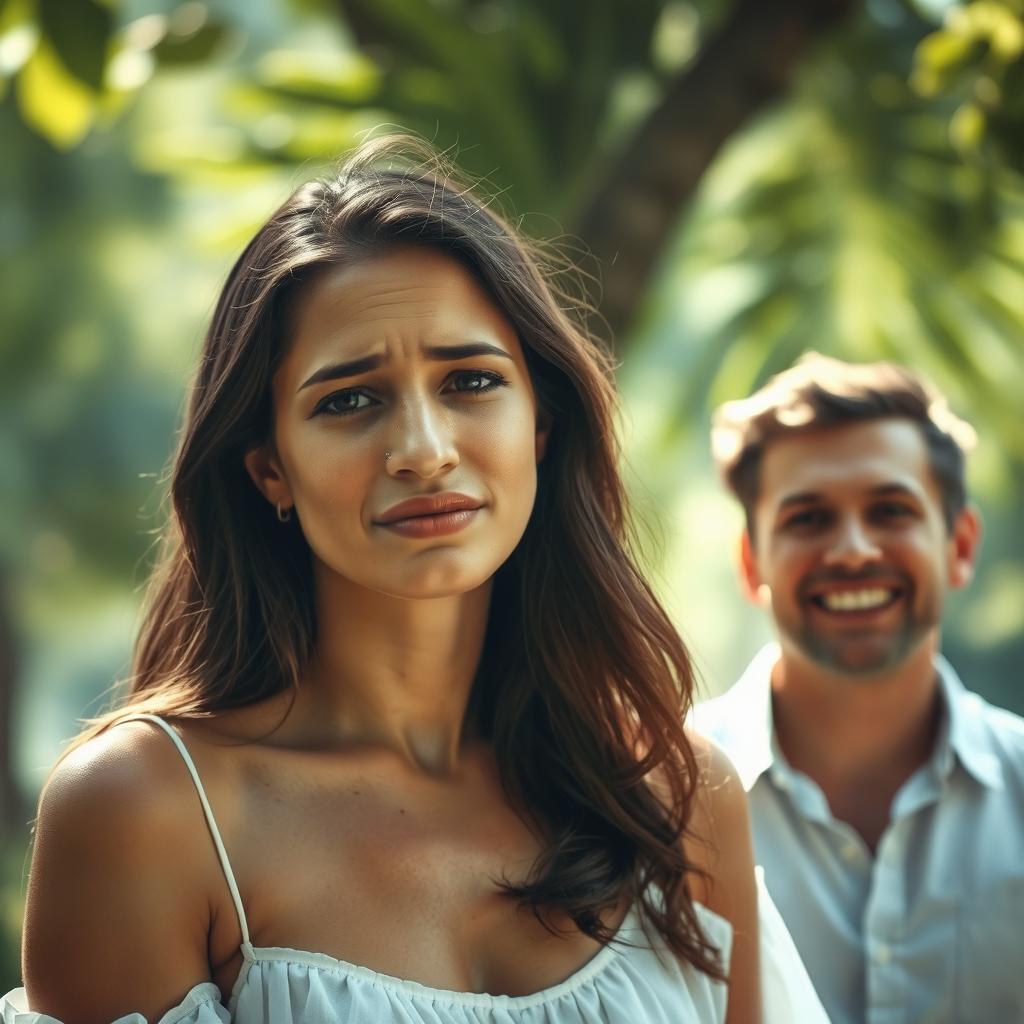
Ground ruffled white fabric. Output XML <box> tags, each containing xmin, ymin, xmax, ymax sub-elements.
<box><xmin>230</xmin><ymin>902</ymin><xmax>729</xmax><ymax>1024</ymax></box>
<box><xmin>0</xmin><ymin>905</ymin><xmax>729</xmax><ymax>1024</ymax></box>
<box><xmin>2</xmin><ymin>874</ymin><xmax>827</xmax><ymax>1023</ymax></box>
<box><xmin>0</xmin><ymin>981</ymin><xmax>228</xmax><ymax>1024</ymax></box>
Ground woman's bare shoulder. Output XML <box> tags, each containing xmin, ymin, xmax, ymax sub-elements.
<box><xmin>687</xmin><ymin>729</ymin><xmax>746</xmax><ymax>814</ymax></box>
<box><xmin>39</xmin><ymin>719</ymin><xmax>200</xmax><ymax>827</ymax></box>
<box><xmin>684</xmin><ymin>729</ymin><xmax>762</xmax><ymax>1024</ymax></box>
<box><xmin>684</xmin><ymin>729</ymin><xmax>757</xmax><ymax>905</ymax></box>
<box><xmin>23</xmin><ymin>720</ymin><xmax>220</xmax><ymax>1022</ymax></box>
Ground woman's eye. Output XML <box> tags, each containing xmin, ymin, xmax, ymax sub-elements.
<box><xmin>316</xmin><ymin>390</ymin><xmax>375</xmax><ymax>417</ymax></box>
<box><xmin>447</xmin><ymin>370</ymin><xmax>509</xmax><ymax>394</ymax></box>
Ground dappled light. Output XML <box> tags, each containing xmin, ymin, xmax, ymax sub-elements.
<box><xmin>3</xmin><ymin>0</ymin><xmax>1023</xmax><ymax>994</ymax></box>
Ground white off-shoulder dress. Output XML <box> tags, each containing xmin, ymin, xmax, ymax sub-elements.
<box><xmin>2</xmin><ymin>715</ymin><xmax>829</xmax><ymax>1024</ymax></box>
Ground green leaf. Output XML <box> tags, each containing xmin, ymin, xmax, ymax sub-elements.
<box><xmin>256</xmin><ymin>49</ymin><xmax>380</xmax><ymax>103</ymax></box>
<box><xmin>36</xmin><ymin>0</ymin><xmax>112</xmax><ymax>90</ymax></box>
<box><xmin>951</xmin><ymin>100</ymin><xmax>987</xmax><ymax>152</ymax></box>
<box><xmin>153</xmin><ymin>22</ymin><xmax>228</xmax><ymax>66</ymax></box>
<box><xmin>15</xmin><ymin>35</ymin><xmax>96</xmax><ymax>147</ymax></box>
<box><xmin>914</xmin><ymin>30</ymin><xmax>984</xmax><ymax>91</ymax></box>
<box><xmin>952</xmin><ymin>2</ymin><xmax>1024</xmax><ymax>61</ymax></box>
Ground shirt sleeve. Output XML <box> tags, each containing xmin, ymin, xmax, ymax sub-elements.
<box><xmin>1</xmin><ymin>983</ymin><xmax>230</xmax><ymax>1024</ymax></box>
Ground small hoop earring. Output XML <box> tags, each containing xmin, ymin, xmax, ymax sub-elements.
<box><xmin>276</xmin><ymin>502</ymin><xmax>292</xmax><ymax>523</ymax></box>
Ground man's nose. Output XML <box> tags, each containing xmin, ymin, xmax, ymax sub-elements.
<box><xmin>385</xmin><ymin>394</ymin><xmax>459</xmax><ymax>479</ymax></box>
<box><xmin>822</xmin><ymin>515</ymin><xmax>882</xmax><ymax>571</ymax></box>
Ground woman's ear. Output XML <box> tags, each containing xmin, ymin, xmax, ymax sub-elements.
<box><xmin>243</xmin><ymin>443</ymin><xmax>293</xmax><ymax>512</ymax></box>
<box><xmin>535</xmin><ymin>409</ymin><xmax>553</xmax><ymax>463</ymax></box>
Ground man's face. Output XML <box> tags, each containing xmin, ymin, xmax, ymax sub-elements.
<box><xmin>743</xmin><ymin>419</ymin><xmax>979</xmax><ymax>676</ymax></box>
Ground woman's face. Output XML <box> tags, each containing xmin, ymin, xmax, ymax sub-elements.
<box><xmin>245</xmin><ymin>246</ymin><xmax>549</xmax><ymax>600</ymax></box>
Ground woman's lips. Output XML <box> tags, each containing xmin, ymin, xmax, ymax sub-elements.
<box><xmin>374</xmin><ymin>492</ymin><xmax>484</xmax><ymax>538</ymax></box>
<box><xmin>376</xmin><ymin>492</ymin><xmax>482</xmax><ymax>523</ymax></box>
<box><xmin>377</xmin><ymin>508</ymin><xmax>481</xmax><ymax>538</ymax></box>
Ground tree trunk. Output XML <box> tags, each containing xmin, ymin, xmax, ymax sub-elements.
<box><xmin>573</xmin><ymin>0</ymin><xmax>860</xmax><ymax>348</ymax></box>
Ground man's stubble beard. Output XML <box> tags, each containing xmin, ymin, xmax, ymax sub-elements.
<box><xmin>779</xmin><ymin>586</ymin><xmax>942</xmax><ymax>678</ymax></box>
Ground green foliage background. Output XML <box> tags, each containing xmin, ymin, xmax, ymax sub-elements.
<box><xmin>2</xmin><ymin>0</ymin><xmax>1023</xmax><ymax>992</ymax></box>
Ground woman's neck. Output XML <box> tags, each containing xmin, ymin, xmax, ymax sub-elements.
<box><xmin>288</xmin><ymin>567</ymin><xmax>493</xmax><ymax>774</ymax></box>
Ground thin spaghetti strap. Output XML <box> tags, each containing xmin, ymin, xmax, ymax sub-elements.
<box><xmin>119</xmin><ymin>713</ymin><xmax>252</xmax><ymax>947</ymax></box>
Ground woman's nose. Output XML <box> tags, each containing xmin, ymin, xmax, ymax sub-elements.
<box><xmin>384</xmin><ymin>394</ymin><xmax>459</xmax><ymax>479</ymax></box>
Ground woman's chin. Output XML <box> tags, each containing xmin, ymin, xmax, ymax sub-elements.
<box><xmin>352</xmin><ymin>561</ymin><xmax>498</xmax><ymax>602</ymax></box>
<box><xmin>394</xmin><ymin>570</ymin><xmax>495</xmax><ymax>601</ymax></box>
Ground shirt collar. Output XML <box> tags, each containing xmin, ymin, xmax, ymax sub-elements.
<box><xmin>716</xmin><ymin>643</ymin><xmax>778</xmax><ymax>791</ymax></box>
<box><xmin>934</xmin><ymin>654</ymin><xmax>1004</xmax><ymax>789</ymax></box>
<box><xmin>719</xmin><ymin>645</ymin><xmax>1004</xmax><ymax>792</ymax></box>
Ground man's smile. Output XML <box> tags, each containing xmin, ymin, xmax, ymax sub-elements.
<box><xmin>808</xmin><ymin>586</ymin><xmax>904</xmax><ymax>615</ymax></box>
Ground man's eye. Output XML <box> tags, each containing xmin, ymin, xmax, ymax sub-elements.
<box><xmin>784</xmin><ymin>510</ymin><xmax>828</xmax><ymax>530</ymax></box>
<box><xmin>315</xmin><ymin>390</ymin><xmax>375</xmax><ymax>417</ymax></box>
<box><xmin>447</xmin><ymin>370</ymin><xmax>509</xmax><ymax>394</ymax></box>
<box><xmin>874</xmin><ymin>502</ymin><xmax>914</xmax><ymax>519</ymax></box>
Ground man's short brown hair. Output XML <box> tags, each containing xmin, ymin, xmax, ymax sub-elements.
<box><xmin>711</xmin><ymin>352</ymin><xmax>976</xmax><ymax>535</ymax></box>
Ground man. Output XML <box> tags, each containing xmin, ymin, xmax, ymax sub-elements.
<box><xmin>694</xmin><ymin>353</ymin><xmax>1024</xmax><ymax>1024</ymax></box>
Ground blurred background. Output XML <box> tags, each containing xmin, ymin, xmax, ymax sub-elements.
<box><xmin>2</xmin><ymin>0</ymin><xmax>1023</xmax><ymax>986</ymax></box>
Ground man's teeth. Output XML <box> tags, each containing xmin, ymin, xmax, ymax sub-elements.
<box><xmin>821</xmin><ymin>588</ymin><xmax>894</xmax><ymax>612</ymax></box>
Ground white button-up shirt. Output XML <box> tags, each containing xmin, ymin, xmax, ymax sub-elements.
<box><xmin>694</xmin><ymin>645</ymin><xmax>1024</xmax><ymax>1024</ymax></box>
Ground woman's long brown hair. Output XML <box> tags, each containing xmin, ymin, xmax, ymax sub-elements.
<box><xmin>63</xmin><ymin>136</ymin><xmax>724</xmax><ymax>979</ymax></box>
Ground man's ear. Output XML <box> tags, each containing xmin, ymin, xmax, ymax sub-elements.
<box><xmin>948</xmin><ymin>504</ymin><xmax>982</xmax><ymax>590</ymax></box>
<box><xmin>738</xmin><ymin>530</ymin><xmax>769</xmax><ymax>607</ymax></box>
<box><xmin>243</xmin><ymin>442</ymin><xmax>293</xmax><ymax>512</ymax></box>
<box><xmin>535</xmin><ymin>408</ymin><xmax>553</xmax><ymax>463</ymax></box>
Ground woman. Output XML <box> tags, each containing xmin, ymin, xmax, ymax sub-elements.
<box><xmin>3</xmin><ymin>137</ymin><xmax>824</xmax><ymax>1024</ymax></box>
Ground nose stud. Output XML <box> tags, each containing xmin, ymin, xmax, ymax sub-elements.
<box><xmin>384</xmin><ymin>451</ymin><xmax>393</xmax><ymax>464</ymax></box>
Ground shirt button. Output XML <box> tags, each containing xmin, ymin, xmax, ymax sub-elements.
<box><xmin>842</xmin><ymin>841</ymin><xmax>860</xmax><ymax>861</ymax></box>
<box><xmin>874</xmin><ymin>943</ymin><xmax>892</xmax><ymax>965</ymax></box>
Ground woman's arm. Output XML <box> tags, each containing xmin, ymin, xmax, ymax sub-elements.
<box><xmin>684</xmin><ymin>732</ymin><xmax>762</xmax><ymax>1024</ymax></box>
<box><xmin>22</xmin><ymin>722</ymin><xmax>217</xmax><ymax>1024</ymax></box>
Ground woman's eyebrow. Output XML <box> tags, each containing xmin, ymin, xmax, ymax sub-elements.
<box><xmin>298</xmin><ymin>342</ymin><xmax>513</xmax><ymax>392</ymax></box>
<box><xmin>426</xmin><ymin>342</ymin><xmax>513</xmax><ymax>363</ymax></box>
<box><xmin>299</xmin><ymin>354</ymin><xmax>384</xmax><ymax>391</ymax></box>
